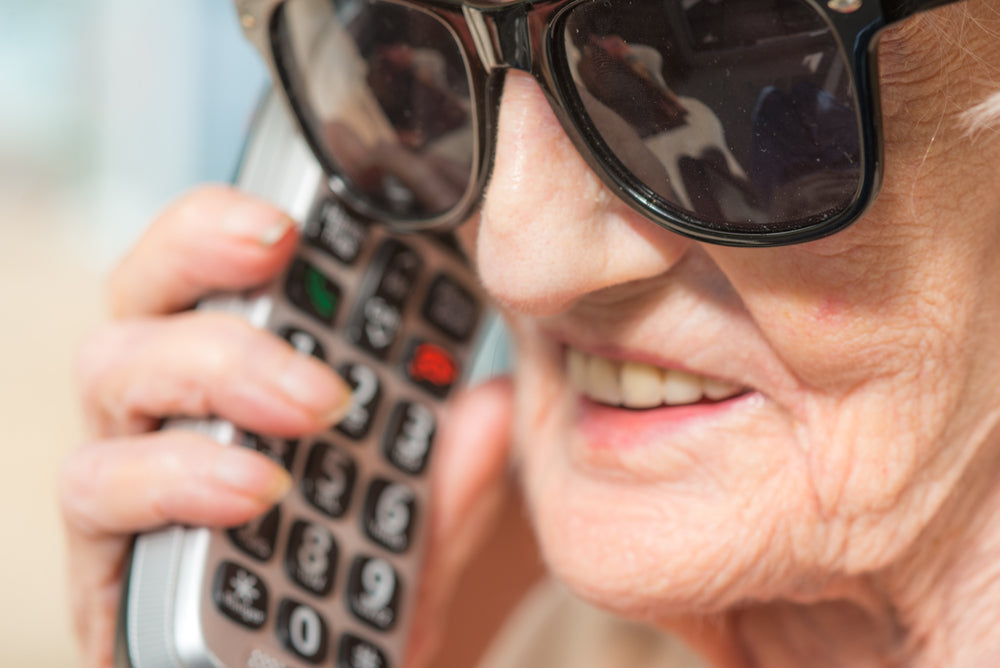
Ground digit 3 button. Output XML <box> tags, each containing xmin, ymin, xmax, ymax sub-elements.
<box><xmin>382</xmin><ymin>401</ymin><xmax>436</xmax><ymax>475</ymax></box>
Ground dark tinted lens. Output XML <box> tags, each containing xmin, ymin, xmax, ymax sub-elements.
<box><xmin>278</xmin><ymin>0</ymin><xmax>474</xmax><ymax>219</ymax></box>
<box><xmin>561</xmin><ymin>0</ymin><xmax>861</xmax><ymax>232</ymax></box>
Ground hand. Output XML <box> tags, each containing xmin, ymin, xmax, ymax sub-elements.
<box><xmin>59</xmin><ymin>185</ymin><xmax>517</xmax><ymax>668</ymax></box>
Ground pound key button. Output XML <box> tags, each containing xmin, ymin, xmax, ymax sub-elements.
<box><xmin>213</xmin><ymin>561</ymin><xmax>269</xmax><ymax>630</ymax></box>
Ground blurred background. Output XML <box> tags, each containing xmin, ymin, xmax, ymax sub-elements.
<box><xmin>1</xmin><ymin>1</ymin><xmax>539</xmax><ymax>663</ymax></box>
<box><xmin>1</xmin><ymin>1</ymin><xmax>266</xmax><ymax>662</ymax></box>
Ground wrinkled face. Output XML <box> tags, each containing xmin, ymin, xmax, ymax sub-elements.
<box><xmin>468</xmin><ymin>2</ymin><xmax>1000</xmax><ymax>618</ymax></box>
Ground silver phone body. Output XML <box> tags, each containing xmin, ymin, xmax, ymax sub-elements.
<box><xmin>116</xmin><ymin>90</ymin><xmax>508</xmax><ymax>668</ymax></box>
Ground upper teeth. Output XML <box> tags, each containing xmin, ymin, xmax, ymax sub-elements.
<box><xmin>566</xmin><ymin>348</ymin><xmax>743</xmax><ymax>409</ymax></box>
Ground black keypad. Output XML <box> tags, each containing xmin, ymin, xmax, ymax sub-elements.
<box><xmin>336</xmin><ymin>362</ymin><xmax>382</xmax><ymax>441</ymax></box>
<box><xmin>337</xmin><ymin>634</ymin><xmax>390</xmax><ymax>668</ymax></box>
<box><xmin>276</xmin><ymin>598</ymin><xmax>329</xmax><ymax>664</ymax></box>
<box><xmin>401</xmin><ymin>339</ymin><xmax>459</xmax><ymax>398</ymax></box>
<box><xmin>346</xmin><ymin>556</ymin><xmax>401</xmax><ymax>631</ymax></box>
<box><xmin>280</xmin><ymin>325</ymin><xmax>327</xmax><ymax>362</ymax></box>
<box><xmin>362</xmin><ymin>478</ymin><xmax>417</xmax><ymax>554</ymax></box>
<box><xmin>285</xmin><ymin>519</ymin><xmax>338</xmax><ymax>597</ymax></box>
<box><xmin>227</xmin><ymin>505</ymin><xmax>281</xmax><ymax>562</ymax></box>
<box><xmin>204</xmin><ymin>225</ymin><xmax>481</xmax><ymax>666</ymax></box>
<box><xmin>240</xmin><ymin>432</ymin><xmax>298</xmax><ymax>471</ymax></box>
<box><xmin>421</xmin><ymin>273</ymin><xmax>479</xmax><ymax>342</ymax></box>
<box><xmin>213</xmin><ymin>561</ymin><xmax>268</xmax><ymax>629</ymax></box>
<box><xmin>382</xmin><ymin>402</ymin><xmax>436</xmax><ymax>475</ymax></box>
<box><xmin>301</xmin><ymin>441</ymin><xmax>357</xmax><ymax>519</ymax></box>
<box><xmin>286</xmin><ymin>258</ymin><xmax>342</xmax><ymax>325</ymax></box>
<box><xmin>304</xmin><ymin>198</ymin><xmax>369</xmax><ymax>265</ymax></box>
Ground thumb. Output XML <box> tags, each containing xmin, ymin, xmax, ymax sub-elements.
<box><xmin>406</xmin><ymin>376</ymin><xmax>516</xmax><ymax>668</ymax></box>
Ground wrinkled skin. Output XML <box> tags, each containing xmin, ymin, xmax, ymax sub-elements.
<box><xmin>63</xmin><ymin>2</ymin><xmax>1000</xmax><ymax>667</ymax></box>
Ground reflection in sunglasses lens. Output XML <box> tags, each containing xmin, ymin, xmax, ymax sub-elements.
<box><xmin>280</xmin><ymin>0</ymin><xmax>475</xmax><ymax>219</ymax></box>
<box><xmin>561</xmin><ymin>0</ymin><xmax>863</xmax><ymax>233</ymax></box>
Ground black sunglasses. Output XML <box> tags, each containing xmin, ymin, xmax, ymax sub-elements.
<box><xmin>235</xmin><ymin>0</ymin><xmax>962</xmax><ymax>247</ymax></box>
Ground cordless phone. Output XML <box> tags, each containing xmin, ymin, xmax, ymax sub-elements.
<box><xmin>115</xmin><ymin>90</ymin><xmax>505</xmax><ymax>668</ymax></box>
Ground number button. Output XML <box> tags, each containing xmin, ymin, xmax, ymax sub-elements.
<box><xmin>301</xmin><ymin>441</ymin><xmax>357</xmax><ymax>518</ymax></box>
<box><xmin>421</xmin><ymin>273</ymin><xmax>479</xmax><ymax>342</ymax></box>
<box><xmin>285</xmin><ymin>519</ymin><xmax>338</xmax><ymax>597</ymax></box>
<box><xmin>304</xmin><ymin>198</ymin><xmax>369</xmax><ymax>265</ymax></box>
<box><xmin>280</xmin><ymin>326</ymin><xmax>326</xmax><ymax>362</ymax></box>
<box><xmin>337</xmin><ymin>634</ymin><xmax>390</xmax><ymax>668</ymax></box>
<box><xmin>285</xmin><ymin>258</ymin><xmax>342</xmax><ymax>325</ymax></box>
<box><xmin>336</xmin><ymin>362</ymin><xmax>381</xmax><ymax>440</ymax></box>
<box><xmin>228</xmin><ymin>505</ymin><xmax>280</xmax><ymax>561</ymax></box>
<box><xmin>212</xmin><ymin>561</ymin><xmax>268</xmax><ymax>629</ymax></box>
<box><xmin>241</xmin><ymin>432</ymin><xmax>298</xmax><ymax>471</ymax></box>
<box><xmin>383</xmin><ymin>402</ymin><xmax>436</xmax><ymax>475</ymax></box>
<box><xmin>362</xmin><ymin>479</ymin><xmax>417</xmax><ymax>553</ymax></box>
<box><xmin>276</xmin><ymin>599</ymin><xmax>329</xmax><ymax>664</ymax></box>
<box><xmin>346</xmin><ymin>556</ymin><xmax>401</xmax><ymax>631</ymax></box>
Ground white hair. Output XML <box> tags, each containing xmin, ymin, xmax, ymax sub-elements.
<box><xmin>962</xmin><ymin>91</ymin><xmax>1000</xmax><ymax>135</ymax></box>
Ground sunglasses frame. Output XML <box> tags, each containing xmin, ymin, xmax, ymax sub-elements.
<box><xmin>234</xmin><ymin>0</ymin><xmax>963</xmax><ymax>247</ymax></box>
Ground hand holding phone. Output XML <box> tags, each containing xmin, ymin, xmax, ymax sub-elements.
<box><xmin>62</xmin><ymin>92</ymin><xmax>514</xmax><ymax>668</ymax></box>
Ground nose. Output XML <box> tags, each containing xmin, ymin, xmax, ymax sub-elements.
<box><xmin>475</xmin><ymin>72</ymin><xmax>692</xmax><ymax>317</ymax></box>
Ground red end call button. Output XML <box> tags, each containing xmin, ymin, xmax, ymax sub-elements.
<box><xmin>403</xmin><ymin>340</ymin><xmax>458</xmax><ymax>398</ymax></box>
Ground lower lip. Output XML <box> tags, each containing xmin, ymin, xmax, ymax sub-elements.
<box><xmin>576</xmin><ymin>393</ymin><xmax>755</xmax><ymax>452</ymax></box>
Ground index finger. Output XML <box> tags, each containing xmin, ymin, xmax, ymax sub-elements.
<box><xmin>109</xmin><ymin>184</ymin><xmax>299</xmax><ymax>318</ymax></box>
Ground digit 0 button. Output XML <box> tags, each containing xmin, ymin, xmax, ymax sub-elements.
<box><xmin>276</xmin><ymin>598</ymin><xmax>329</xmax><ymax>664</ymax></box>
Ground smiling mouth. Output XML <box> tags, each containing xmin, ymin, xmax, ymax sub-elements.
<box><xmin>566</xmin><ymin>347</ymin><xmax>746</xmax><ymax>409</ymax></box>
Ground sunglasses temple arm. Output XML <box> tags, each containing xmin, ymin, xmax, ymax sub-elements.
<box><xmin>879</xmin><ymin>0</ymin><xmax>964</xmax><ymax>22</ymax></box>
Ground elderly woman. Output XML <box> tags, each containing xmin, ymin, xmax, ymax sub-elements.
<box><xmin>62</xmin><ymin>0</ymin><xmax>1000</xmax><ymax>665</ymax></box>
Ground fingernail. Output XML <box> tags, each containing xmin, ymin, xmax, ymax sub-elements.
<box><xmin>211</xmin><ymin>448</ymin><xmax>293</xmax><ymax>502</ymax></box>
<box><xmin>222</xmin><ymin>201</ymin><xmax>296</xmax><ymax>247</ymax></box>
<box><xmin>275</xmin><ymin>354</ymin><xmax>354</xmax><ymax>425</ymax></box>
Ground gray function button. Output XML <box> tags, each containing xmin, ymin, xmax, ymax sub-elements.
<box><xmin>346</xmin><ymin>556</ymin><xmax>401</xmax><ymax>632</ymax></box>
<box><xmin>347</xmin><ymin>240</ymin><xmax>422</xmax><ymax>359</ymax></box>
<box><xmin>285</xmin><ymin>519</ymin><xmax>338</xmax><ymax>597</ymax></box>
<box><xmin>421</xmin><ymin>273</ymin><xmax>479</xmax><ymax>342</ymax></box>
<box><xmin>335</xmin><ymin>362</ymin><xmax>382</xmax><ymax>441</ymax></box>
<box><xmin>301</xmin><ymin>441</ymin><xmax>357</xmax><ymax>519</ymax></box>
<box><xmin>362</xmin><ymin>479</ymin><xmax>417</xmax><ymax>553</ymax></box>
<box><xmin>383</xmin><ymin>401</ymin><xmax>436</xmax><ymax>475</ymax></box>
<box><xmin>276</xmin><ymin>598</ymin><xmax>329</xmax><ymax>664</ymax></box>
<box><xmin>228</xmin><ymin>505</ymin><xmax>281</xmax><ymax>562</ymax></box>
<box><xmin>337</xmin><ymin>634</ymin><xmax>390</xmax><ymax>668</ymax></box>
<box><xmin>304</xmin><ymin>198</ymin><xmax>370</xmax><ymax>265</ymax></box>
<box><xmin>213</xmin><ymin>561</ymin><xmax>268</xmax><ymax>629</ymax></box>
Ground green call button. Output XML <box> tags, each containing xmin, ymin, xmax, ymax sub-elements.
<box><xmin>286</xmin><ymin>258</ymin><xmax>341</xmax><ymax>324</ymax></box>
